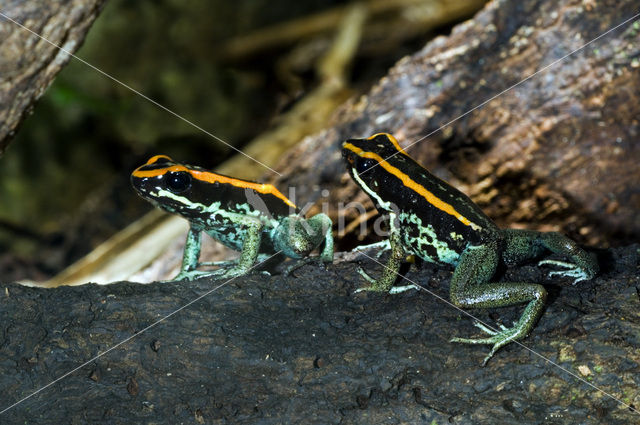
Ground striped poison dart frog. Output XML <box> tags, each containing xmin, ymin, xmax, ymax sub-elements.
<box><xmin>131</xmin><ymin>155</ymin><xmax>333</xmax><ymax>281</ymax></box>
<box><xmin>342</xmin><ymin>133</ymin><xmax>598</xmax><ymax>365</ymax></box>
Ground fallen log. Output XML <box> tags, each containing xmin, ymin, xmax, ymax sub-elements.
<box><xmin>1</xmin><ymin>245</ymin><xmax>638</xmax><ymax>423</ymax></box>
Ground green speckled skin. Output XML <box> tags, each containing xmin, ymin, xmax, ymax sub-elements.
<box><xmin>131</xmin><ymin>156</ymin><xmax>333</xmax><ymax>281</ymax></box>
<box><xmin>343</xmin><ymin>134</ymin><xmax>598</xmax><ymax>365</ymax></box>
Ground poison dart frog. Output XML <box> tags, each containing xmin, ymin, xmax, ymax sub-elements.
<box><xmin>131</xmin><ymin>155</ymin><xmax>333</xmax><ymax>281</ymax></box>
<box><xmin>342</xmin><ymin>133</ymin><xmax>598</xmax><ymax>365</ymax></box>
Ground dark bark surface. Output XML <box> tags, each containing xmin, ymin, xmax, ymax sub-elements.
<box><xmin>1</xmin><ymin>245</ymin><xmax>638</xmax><ymax>424</ymax></box>
<box><xmin>0</xmin><ymin>0</ymin><xmax>107</xmax><ymax>153</ymax></box>
<box><xmin>270</xmin><ymin>0</ymin><xmax>640</xmax><ymax>248</ymax></box>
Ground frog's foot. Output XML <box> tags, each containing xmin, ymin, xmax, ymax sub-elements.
<box><xmin>389</xmin><ymin>284</ymin><xmax>420</xmax><ymax>294</ymax></box>
<box><xmin>353</xmin><ymin>267</ymin><xmax>384</xmax><ymax>293</ymax></box>
<box><xmin>199</xmin><ymin>260</ymin><xmax>237</xmax><ymax>268</ymax></box>
<box><xmin>353</xmin><ymin>240</ymin><xmax>391</xmax><ymax>258</ymax></box>
<box><xmin>538</xmin><ymin>260</ymin><xmax>590</xmax><ymax>284</ymax></box>
<box><xmin>172</xmin><ymin>264</ymin><xmax>254</xmax><ymax>282</ymax></box>
<box><xmin>450</xmin><ymin>321</ymin><xmax>524</xmax><ymax>366</ymax></box>
<box><xmin>353</xmin><ymin>267</ymin><xmax>419</xmax><ymax>294</ymax></box>
<box><xmin>171</xmin><ymin>269</ymin><xmax>218</xmax><ymax>282</ymax></box>
<box><xmin>215</xmin><ymin>266</ymin><xmax>254</xmax><ymax>280</ymax></box>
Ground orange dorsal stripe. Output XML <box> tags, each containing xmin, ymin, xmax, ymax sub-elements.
<box><xmin>344</xmin><ymin>143</ymin><xmax>476</xmax><ymax>229</ymax></box>
<box><xmin>133</xmin><ymin>164</ymin><xmax>297</xmax><ymax>209</ymax></box>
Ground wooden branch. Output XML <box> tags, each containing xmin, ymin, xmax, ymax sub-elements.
<box><xmin>1</xmin><ymin>245</ymin><xmax>638</xmax><ymax>423</ymax></box>
<box><xmin>0</xmin><ymin>0</ymin><xmax>107</xmax><ymax>154</ymax></box>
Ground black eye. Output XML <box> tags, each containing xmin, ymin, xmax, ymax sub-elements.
<box><xmin>356</xmin><ymin>158</ymin><xmax>377</xmax><ymax>174</ymax></box>
<box><xmin>166</xmin><ymin>172</ymin><xmax>191</xmax><ymax>193</ymax></box>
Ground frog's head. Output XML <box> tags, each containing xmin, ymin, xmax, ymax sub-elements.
<box><xmin>131</xmin><ymin>155</ymin><xmax>204</xmax><ymax>216</ymax></box>
<box><xmin>132</xmin><ymin>155</ymin><xmax>298</xmax><ymax>219</ymax></box>
<box><xmin>342</xmin><ymin>133</ymin><xmax>408</xmax><ymax>195</ymax></box>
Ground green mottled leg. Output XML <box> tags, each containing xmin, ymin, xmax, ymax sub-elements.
<box><xmin>449</xmin><ymin>242</ymin><xmax>547</xmax><ymax>366</ymax></box>
<box><xmin>355</xmin><ymin>229</ymin><xmax>417</xmax><ymax>293</ymax></box>
<box><xmin>278</xmin><ymin>213</ymin><xmax>334</xmax><ymax>275</ymax></box>
<box><xmin>310</xmin><ymin>213</ymin><xmax>334</xmax><ymax>263</ymax></box>
<box><xmin>538</xmin><ymin>232</ymin><xmax>598</xmax><ymax>282</ymax></box>
<box><xmin>175</xmin><ymin>219</ymin><xmax>264</xmax><ymax>281</ymax></box>
<box><xmin>219</xmin><ymin>218</ymin><xmax>263</xmax><ymax>279</ymax></box>
<box><xmin>502</xmin><ymin>229</ymin><xmax>598</xmax><ymax>283</ymax></box>
<box><xmin>173</xmin><ymin>225</ymin><xmax>212</xmax><ymax>281</ymax></box>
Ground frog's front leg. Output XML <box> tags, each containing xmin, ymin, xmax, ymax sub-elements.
<box><xmin>449</xmin><ymin>241</ymin><xmax>547</xmax><ymax>366</ymax></box>
<box><xmin>308</xmin><ymin>213</ymin><xmax>334</xmax><ymax>264</ymax></box>
<box><xmin>173</xmin><ymin>225</ymin><xmax>211</xmax><ymax>281</ymax></box>
<box><xmin>174</xmin><ymin>217</ymin><xmax>264</xmax><ymax>281</ymax></box>
<box><xmin>354</xmin><ymin>227</ymin><xmax>416</xmax><ymax>293</ymax></box>
<box><xmin>502</xmin><ymin>229</ymin><xmax>598</xmax><ymax>283</ymax></box>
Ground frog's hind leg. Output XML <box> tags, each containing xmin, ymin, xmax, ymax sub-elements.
<box><xmin>502</xmin><ymin>229</ymin><xmax>598</xmax><ymax>283</ymax></box>
<box><xmin>308</xmin><ymin>213</ymin><xmax>334</xmax><ymax>264</ymax></box>
<box><xmin>277</xmin><ymin>213</ymin><xmax>334</xmax><ymax>275</ymax></box>
<box><xmin>449</xmin><ymin>241</ymin><xmax>547</xmax><ymax>366</ymax></box>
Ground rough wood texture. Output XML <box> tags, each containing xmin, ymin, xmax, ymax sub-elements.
<box><xmin>269</xmin><ymin>0</ymin><xmax>640</xmax><ymax>248</ymax></box>
<box><xmin>0</xmin><ymin>0</ymin><xmax>107</xmax><ymax>153</ymax></box>
<box><xmin>1</xmin><ymin>245</ymin><xmax>638</xmax><ymax>423</ymax></box>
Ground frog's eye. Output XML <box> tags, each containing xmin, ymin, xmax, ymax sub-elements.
<box><xmin>165</xmin><ymin>171</ymin><xmax>191</xmax><ymax>193</ymax></box>
<box><xmin>355</xmin><ymin>158</ymin><xmax>377</xmax><ymax>175</ymax></box>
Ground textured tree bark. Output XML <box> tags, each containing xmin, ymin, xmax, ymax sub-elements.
<box><xmin>1</xmin><ymin>245</ymin><xmax>638</xmax><ymax>424</ymax></box>
<box><xmin>269</xmin><ymin>0</ymin><xmax>640</xmax><ymax>248</ymax></box>
<box><xmin>0</xmin><ymin>0</ymin><xmax>107</xmax><ymax>153</ymax></box>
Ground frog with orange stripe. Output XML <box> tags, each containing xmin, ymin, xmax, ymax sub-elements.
<box><xmin>343</xmin><ymin>133</ymin><xmax>598</xmax><ymax>365</ymax></box>
<box><xmin>131</xmin><ymin>155</ymin><xmax>333</xmax><ymax>281</ymax></box>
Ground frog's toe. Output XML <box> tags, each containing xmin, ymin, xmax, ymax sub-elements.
<box><xmin>389</xmin><ymin>284</ymin><xmax>420</xmax><ymax>294</ymax></box>
<box><xmin>538</xmin><ymin>260</ymin><xmax>590</xmax><ymax>284</ymax></box>
<box><xmin>353</xmin><ymin>282</ymin><xmax>398</xmax><ymax>294</ymax></box>
<box><xmin>471</xmin><ymin>321</ymin><xmax>507</xmax><ymax>336</ymax></box>
<box><xmin>171</xmin><ymin>269</ymin><xmax>216</xmax><ymax>282</ymax></box>
<box><xmin>352</xmin><ymin>268</ymin><xmax>393</xmax><ymax>294</ymax></box>
<box><xmin>356</xmin><ymin>266</ymin><xmax>377</xmax><ymax>284</ymax></box>
<box><xmin>353</xmin><ymin>285</ymin><xmax>382</xmax><ymax>294</ymax></box>
<box><xmin>451</xmin><ymin>323</ymin><xmax>523</xmax><ymax>366</ymax></box>
<box><xmin>218</xmin><ymin>267</ymin><xmax>251</xmax><ymax>280</ymax></box>
<box><xmin>352</xmin><ymin>240</ymin><xmax>391</xmax><ymax>257</ymax></box>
